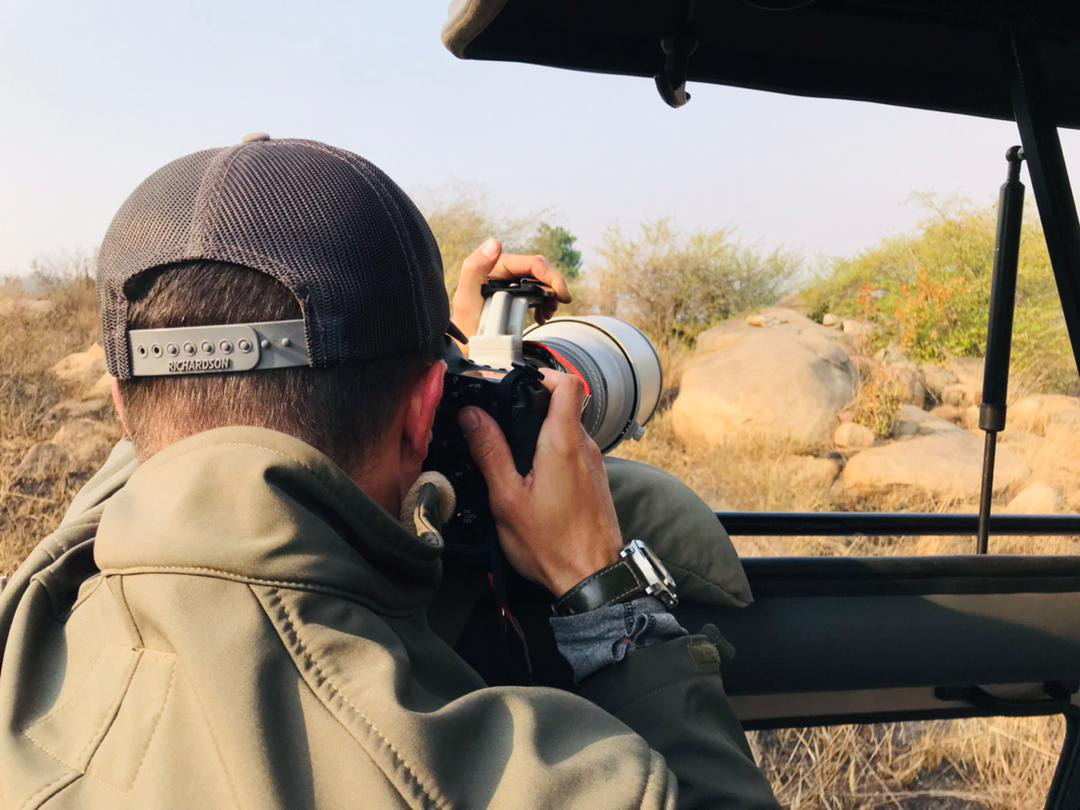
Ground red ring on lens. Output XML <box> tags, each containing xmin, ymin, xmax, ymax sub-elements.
<box><xmin>527</xmin><ymin>341</ymin><xmax>592</xmax><ymax>397</ymax></box>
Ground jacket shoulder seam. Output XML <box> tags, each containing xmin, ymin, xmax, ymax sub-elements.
<box><xmin>66</xmin><ymin>574</ymin><xmax>104</xmax><ymax>615</ymax></box>
<box><xmin>135</xmin><ymin>440</ymin><xmax>334</xmax><ymax>496</ymax></box>
<box><xmin>253</xmin><ymin>585</ymin><xmax>449</xmax><ymax>810</ymax></box>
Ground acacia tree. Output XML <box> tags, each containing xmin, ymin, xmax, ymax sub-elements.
<box><xmin>423</xmin><ymin>195</ymin><xmax>526</xmax><ymax>294</ymax></box>
<box><xmin>596</xmin><ymin>219</ymin><xmax>795</xmax><ymax>346</ymax></box>
<box><xmin>517</xmin><ymin>223</ymin><xmax>582</xmax><ymax>279</ymax></box>
<box><xmin>423</xmin><ymin>195</ymin><xmax>581</xmax><ymax>293</ymax></box>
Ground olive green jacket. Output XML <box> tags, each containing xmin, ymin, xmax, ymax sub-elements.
<box><xmin>0</xmin><ymin>427</ymin><xmax>777</xmax><ymax>808</ymax></box>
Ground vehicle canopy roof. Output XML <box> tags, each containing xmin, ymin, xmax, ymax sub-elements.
<box><xmin>443</xmin><ymin>0</ymin><xmax>1080</xmax><ymax>126</ymax></box>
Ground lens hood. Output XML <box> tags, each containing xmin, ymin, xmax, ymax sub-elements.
<box><xmin>524</xmin><ymin>316</ymin><xmax>662</xmax><ymax>452</ymax></box>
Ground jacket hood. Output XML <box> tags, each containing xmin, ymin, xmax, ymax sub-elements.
<box><xmin>94</xmin><ymin>426</ymin><xmax>442</xmax><ymax>616</ymax></box>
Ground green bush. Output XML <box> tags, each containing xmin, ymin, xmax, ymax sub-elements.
<box><xmin>802</xmin><ymin>198</ymin><xmax>1076</xmax><ymax>393</ymax></box>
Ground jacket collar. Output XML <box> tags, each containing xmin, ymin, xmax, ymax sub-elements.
<box><xmin>94</xmin><ymin>426</ymin><xmax>442</xmax><ymax>615</ymax></box>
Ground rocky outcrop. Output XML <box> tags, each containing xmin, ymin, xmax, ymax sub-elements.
<box><xmin>43</xmin><ymin>345</ymin><xmax>114</xmax><ymax>424</ymax></box>
<box><xmin>942</xmin><ymin>384</ymin><xmax>980</xmax><ymax>408</ymax></box>
<box><xmin>47</xmin><ymin>398</ymin><xmax>111</xmax><ymax>422</ymax></box>
<box><xmin>50</xmin><ymin>343</ymin><xmax>106</xmax><ymax>391</ymax></box>
<box><xmin>670</xmin><ymin>307</ymin><xmax>1073</xmax><ymax>506</ymax></box>
<box><xmin>891</xmin><ymin>404</ymin><xmax>959</xmax><ymax>438</ymax></box>
<box><xmin>780</xmin><ymin>454</ymin><xmax>842</xmax><ymax>489</ymax></box>
<box><xmin>998</xmin><ymin>407</ymin><xmax>1080</xmax><ymax>512</ymax></box>
<box><xmin>1004</xmin><ymin>481</ymin><xmax>1065</xmax><ymax>514</ymax></box>
<box><xmin>85</xmin><ymin>373</ymin><xmax>113</xmax><ymax>400</ymax></box>
<box><xmin>947</xmin><ymin>357</ymin><xmax>985</xmax><ymax>389</ymax></box>
<box><xmin>842</xmin><ymin>432</ymin><xmax>1030</xmax><ymax>499</ymax></box>
<box><xmin>929</xmin><ymin>404</ymin><xmax>964</xmax><ymax>424</ymax></box>
<box><xmin>1008</xmin><ymin>394</ymin><xmax>1080</xmax><ymax>438</ymax></box>
<box><xmin>7</xmin><ymin>345</ymin><xmax>123</xmax><ymax>500</ymax></box>
<box><xmin>920</xmin><ymin>364</ymin><xmax>959</xmax><ymax>403</ymax></box>
<box><xmin>12</xmin><ymin>442</ymin><xmax>71</xmax><ymax>495</ymax></box>
<box><xmin>842</xmin><ymin>319</ymin><xmax>871</xmax><ymax>337</ymax></box>
<box><xmin>673</xmin><ymin>308</ymin><xmax>858</xmax><ymax>450</ymax></box>
<box><xmin>882</xmin><ymin>363</ymin><xmax>929</xmax><ymax>408</ymax></box>
<box><xmin>11</xmin><ymin>417</ymin><xmax>119</xmax><ymax>496</ymax></box>
<box><xmin>834</xmin><ymin>422</ymin><xmax>875</xmax><ymax>449</ymax></box>
<box><xmin>51</xmin><ymin>419</ymin><xmax>117</xmax><ymax>472</ymax></box>
<box><xmin>869</xmin><ymin>348</ymin><xmax>928</xmax><ymax>407</ymax></box>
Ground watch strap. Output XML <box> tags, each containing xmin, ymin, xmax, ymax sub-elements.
<box><xmin>553</xmin><ymin>558</ymin><xmax>645</xmax><ymax>616</ymax></box>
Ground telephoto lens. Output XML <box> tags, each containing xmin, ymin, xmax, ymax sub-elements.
<box><xmin>523</xmin><ymin>316</ymin><xmax>663</xmax><ymax>452</ymax></box>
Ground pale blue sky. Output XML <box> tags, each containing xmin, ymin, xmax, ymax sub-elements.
<box><xmin>2</xmin><ymin>0</ymin><xmax>1079</xmax><ymax>277</ymax></box>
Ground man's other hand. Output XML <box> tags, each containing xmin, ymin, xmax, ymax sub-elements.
<box><xmin>458</xmin><ymin>369</ymin><xmax>623</xmax><ymax>597</ymax></box>
<box><xmin>452</xmin><ymin>238</ymin><xmax>572</xmax><ymax>347</ymax></box>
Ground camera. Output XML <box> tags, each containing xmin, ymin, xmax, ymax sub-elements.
<box><xmin>424</xmin><ymin>279</ymin><xmax>662</xmax><ymax>553</ymax></box>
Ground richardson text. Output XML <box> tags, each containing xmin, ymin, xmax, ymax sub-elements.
<box><xmin>168</xmin><ymin>358</ymin><xmax>232</xmax><ymax>373</ymax></box>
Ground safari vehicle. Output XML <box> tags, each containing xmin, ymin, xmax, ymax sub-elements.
<box><xmin>443</xmin><ymin>2</ymin><xmax>1080</xmax><ymax>806</ymax></box>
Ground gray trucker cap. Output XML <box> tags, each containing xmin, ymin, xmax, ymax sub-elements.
<box><xmin>97</xmin><ymin>134</ymin><xmax>465</xmax><ymax>380</ymax></box>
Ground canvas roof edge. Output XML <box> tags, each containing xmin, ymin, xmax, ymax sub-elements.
<box><xmin>443</xmin><ymin>0</ymin><xmax>1080</xmax><ymax>128</ymax></box>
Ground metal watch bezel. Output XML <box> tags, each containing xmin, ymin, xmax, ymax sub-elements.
<box><xmin>620</xmin><ymin>539</ymin><xmax>678</xmax><ymax>608</ymax></box>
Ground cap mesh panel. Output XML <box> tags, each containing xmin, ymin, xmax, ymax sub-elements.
<box><xmin>98</xmin><ymin>149</ymin><xmax>218</xmax><ymax>376</ymax></box>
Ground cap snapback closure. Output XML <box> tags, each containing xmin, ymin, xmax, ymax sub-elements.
<box><xmin>128</xmin><ymin>319</ymin><xmax>310</xmax><ymax>377</ymax></box>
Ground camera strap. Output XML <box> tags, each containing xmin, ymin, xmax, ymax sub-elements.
<box><xmin>487</xmin><ymin>547</ymin><xmax>534</xmax><ymax>678</ymax></box>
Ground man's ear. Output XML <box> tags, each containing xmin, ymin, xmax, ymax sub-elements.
<box><xmin>402</xmin><ymin>360</ymin><xmax>446</xmax><ymax>463</ymax></box>
<box><xmin>111</xmin><ymin>377</ymin><xmax>131</xmax><ymax>436</ymax></box>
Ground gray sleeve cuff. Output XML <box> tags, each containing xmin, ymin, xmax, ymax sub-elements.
<box><xmin>550</xmin><ymin>595</ymin><xmax>688</xmax><ymax>683</ymax></box>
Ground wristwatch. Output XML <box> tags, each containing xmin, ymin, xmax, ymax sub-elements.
<box><xmin>553</xmin><ymin>539</ymin><xmax>678</xmax><ymax>616</ymax></box>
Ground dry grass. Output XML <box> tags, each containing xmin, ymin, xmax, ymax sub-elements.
<box><xmin>751</xmin><ymin>717</ymin><xmax>1062</xmax><ymax>809</ymax></box>
<box><xmin>614</xmin><ymin>411</ymin><xmax>837</xmax><ymax>512</ymax></box>
<box><xmin>0</xmin><ymin>274</ymin><xmax>115</xmax><ymax>573</ymax></box>
<box><xmin>1</xmin><ymin>276</ymin><xmax>1073</xmax><ymax>807</ymax></box>
<box><xmin>615</xmin><ymin>408</ymin><xmax>1075</xmax><ymax>806</ymax></box>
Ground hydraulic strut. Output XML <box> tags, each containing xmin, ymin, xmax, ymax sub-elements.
<box><xmin>976</xmin><ymin>146</ymin><xmax>1026</xmax><ymax>554</ymax></box>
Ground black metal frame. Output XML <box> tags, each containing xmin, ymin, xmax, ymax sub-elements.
<box><xmin>1007</xmin><ymin>33</ymin><xmax>1080</xmax><ymax>377</ymax></box>
<box><xmin>714</xmin><ymin>511</ymin><xmax>1080</xmax><ymax>537</ymax></box>
<box><xmin>707</xmin><ymin>32</ymin><xmax>1080</xmax><ymax>806</ymax></box>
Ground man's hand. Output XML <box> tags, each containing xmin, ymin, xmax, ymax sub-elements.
<box><xmin>452</xmin><ymin>238</ymin><xmax>572</xmax><ymax>344</ymax></box>
<box><xmin>458</xmin><ymin>369</ymin><xmax>623</xmax><ymax>597</ymax></box>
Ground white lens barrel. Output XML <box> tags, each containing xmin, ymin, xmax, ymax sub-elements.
<box><xmin>524</xmin><ymin>316</ymin><xmax>663</xmax><ymax>452</ymax></box>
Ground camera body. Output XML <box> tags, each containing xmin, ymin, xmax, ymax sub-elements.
<box><xmin>424</xmin><ymin>278</ymin><xmax>662</xmax><ymax>554</ymax></box>
<box><xmin>424</xmin><ymin>280</ymin><xmax>555</xmax><ymax>553</ymax></box>
<box><xmin>425</xmin><ymin>347</ymin><xmax>550</xmax><ymax>553</ymax></box>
